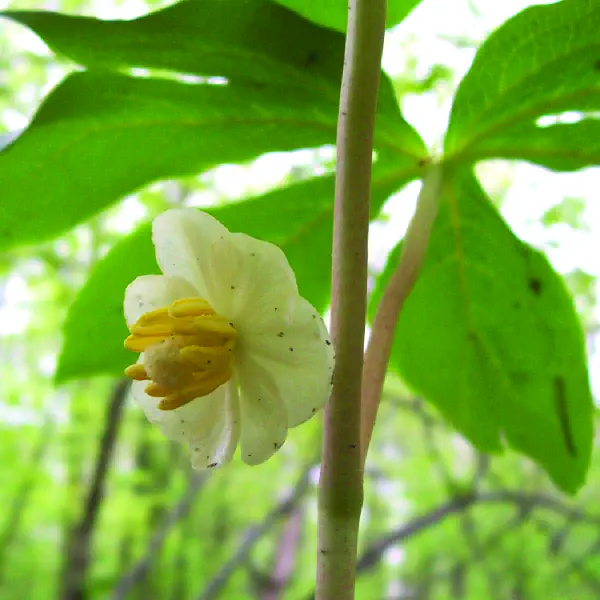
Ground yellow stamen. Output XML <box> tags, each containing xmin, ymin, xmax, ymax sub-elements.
<box><xmin>124</xmin><ymin>297</ymin><xmax>236</xmax><ymax>410</ymax></box>
<box><xmin>179</xmin><ymin>342</ymin><xmax>233</xmax><ymax>368</ymax></box>
<box><xmin>130</xmin><ymin>322</ymin><xmax>173</xmax><ymax>337</ymax></box>
<box><xmin>124</xmin><ymin>364</ymin><xmax>150</xmax><ymax>381</ymax></box>
<box><xmin>169</xmin><ymin>297</ymin><xmax>215</xmax><ymax>317</ymax></box>
<box><xmin>144</xmin><ymin>382</ymin><xmax>173</xmax><ymax>398</ymax></box>
<box><xmin>136</xmin><ymin>307</ymin><xmax>170</xmax><ymax>324</ymax></box>
<box><xmin>158</xmin><ymin>366</ymin><xmax>234</xmax><ymax>410</ymax></box>
<box><xmin>125</xmin><ymin>334</ymin><xmax>169</xmax><ymax>353</ymax></box>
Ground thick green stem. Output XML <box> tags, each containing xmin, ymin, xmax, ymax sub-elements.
<box><xmin>360</xmin><ymin>165</ymin><xmax>443</xmax><ymax>463</ymax></box>
<box><xmin>317</xmin><ymin>0</ymin><xmax>386</xmax><ymax>598</ymax></box>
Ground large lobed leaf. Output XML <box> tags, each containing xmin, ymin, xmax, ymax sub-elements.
<box><xmin>372</xmin><ymin>169</ymin><xmax>593</xmax><ymax>494</ymax></box>
<box><xmin>2</xmin><ymin>0</ymin><xmax>347</xmax><ymax>92</ymax></box>
<box><xmin>0</xmin><ymin>71</ymin><xmax>335</xmax><ymax>251</ymax></box>
<box><xmin>445</xmin><ymin>0</ymin><xmax>600</xmax><ymax>171</ymax></box>
<box><xmin>0</xmin><ymin>0</ymin><xmax>426</xmax><ymax>252</ymax></box>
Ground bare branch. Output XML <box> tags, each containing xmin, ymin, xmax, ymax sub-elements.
<box><xmin>195</xmin><ymin>463</ymin><xmax>314</xmax><ymax>600</ymax></box>
<box><xmin>356</xmin><ymin>490</ymin><xmax>600</xmax><ymax>575</ymax></box>
<box><xmin>0</xmin><ymin>418</ymin><xmax>53</xmax><ymax>586</ymax></box>
<box><xmin>61</xmin><ymin>379</ymin><xmax>129</xmax><ymax>600</ymax></box>
<box><xmin>262</xmin><ymin>506</ymin><xmax>304</xmax><ymax>600</ymax></box>
<box><xmin>111</xmin><ymin>472</ymin><xmax>208</xmax><ymax>600</ymax></box>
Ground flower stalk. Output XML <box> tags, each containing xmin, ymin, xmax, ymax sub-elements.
<box><xmin>360</xmin><ymin>164</ymin><xmax>443</xmax><ymax>464</ymax></box>
<box><xmin>316</xmin><ymin>0</ymin><xmax>387</xmax><ymax>597</ymax></box>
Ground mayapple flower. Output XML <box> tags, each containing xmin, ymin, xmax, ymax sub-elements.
<box><xmin>123</xmin><ymin>209</ymin><xmax>335</xmax><ymax>469</ymax></box>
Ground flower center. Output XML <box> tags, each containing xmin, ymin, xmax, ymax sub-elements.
<box><xmin>124</xmin><ymin>297</ymin><xmax>236</xmax><ymax>410</ymax></box>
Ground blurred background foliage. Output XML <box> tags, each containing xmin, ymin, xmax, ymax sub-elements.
<box><xmin>0</xmin><ymin>0</ymin><xmax>599</xmax><ymax>599</ymax></box>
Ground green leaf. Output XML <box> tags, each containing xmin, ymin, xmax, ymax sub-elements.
<box><xmin>0</xmin><ymin>71</ymin><xmax>334</xmax><ymax>251</ymax></box>
<box><xmin>57</xmin><ymin>224</ymin><xmax>158</xmax><ymax>383</ymax></box>
<box><xmin>270</xmin><ymin>0</ymin><xmax>422</xmax><ymax>32</ymax></box>
<box><xmin>374</xmin><ymin>168</ymin><xmax>593</xmax><ymax>494</ymax></box>
<box><xmin>57</xmin><ymin>162</ymin><xmax>412</xmax><ymax>382</ymax></box>
<box><xmin>0</xmin><ymin>1</ymin><xmax>426</xmax><ymax>251</ymax></box>
<box><xmin>445</xmin><ymin>0</ymin><xmax>600</xmax><ymax>171</ymax></box>
<box><xmin>1</xmin><ymin>0</ymin><xmax>347</xmax><ymax>91</ymax></box>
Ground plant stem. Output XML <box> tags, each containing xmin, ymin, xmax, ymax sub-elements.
<box><xmin>360</xmin><ymin>165</ymin><xmax>443</xmax><ymax>463</ymax></box>
<box><xmin>317</xmin><ymin>0</ymin><xmax>387</xmax><ymax>598</ymax></box>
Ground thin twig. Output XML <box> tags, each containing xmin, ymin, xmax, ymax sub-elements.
<box><xmin>356</xmin><ymin>490</ymin><xmax>600</xmax><ymax>575</ymax></box>
<box><xmin>61</xmin><ymin>379</ymin><xmax>129</xmax><ymax>600</ymax></box>
<box><xmin>61</xmin><ymin>379</ymin><xmax>130</xmax><ymax>600</ymax></box>
<box><xmin>195</xmin><ymin>463</ymin><xmax>314</xmax><ymax>600</ymax></box>
<box><xmin>262</xmin><ymin>506</ymin><xmax>304</xmax><ymax>600</ymax></box>
<box><xmin>111</xmin><ymin>472</ymin><xmax>208</xmax><ymax>600</ymax></box>
<box><xmin>0</xmin><ymin>418</ymin><xmax>53</xmax><ymax>586</ymax></box>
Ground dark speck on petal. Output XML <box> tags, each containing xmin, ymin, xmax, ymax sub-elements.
<box><xmin>325</xmin><ymin>340</ymin><xmax>331</xmax><ymax>345</ymax></box>
<box><xmin>208</xmin><ymin>462</ymin><xmax>218</xmax><ymax>468</ymax></box>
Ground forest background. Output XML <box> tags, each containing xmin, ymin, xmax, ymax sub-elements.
<box><xmin>1</xmin><ymin>0</ymin><xmax>600</xmax><ymax>599</ymax></box>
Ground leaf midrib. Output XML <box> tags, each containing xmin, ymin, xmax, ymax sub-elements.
<box><xmin>449</xmin><ymin>84</ymin><xmax>600</xmax><ymax>163</ymax></box>
<box><xmin>445</xmin><ymin>178</ymin><xmax>516</xmax><ymax>443</ymax></box>
<box><xmin>5</xmin><ymin>116</ymin><xmax>422</xmax><ymax>187</ymax></box>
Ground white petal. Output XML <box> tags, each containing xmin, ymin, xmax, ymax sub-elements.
<box><xmin>236</xmin><ymin>359</ymin><xmax>288</xmax><ymax>465</ymax></box>
<box><xmin>190</xmin><ymin>379</ymin><xmax>241</xmax><ymax>469</ymax></box>
<box><xmin>124</xmin><ymin>274</ymin><xmax>197</xmax><ymax>324</ymax></box>
<box><xmin>205</xmin><ymin>232</ymin><xmax>298</xmax><ymax>329</ymax></box>
<box><xmin>131</xmin><ymin>379</ymin><xmax>240</xmax><ymax>468</ymax></box>
<box><xmin>240</xmin><ymin>298</ymin><xmax>334</xmax><ymax>427</ymax></box>
<box><xmin>152</xmin><ymin>209</ymin><xmax>229</xmax><ymax>302</ymax></box>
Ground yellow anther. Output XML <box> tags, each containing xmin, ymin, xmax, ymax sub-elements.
<box><xmin>179</xmin><ymin>343</ymin><xmax>233</xmax><ymax>369</ymax></box>
<box><xmin>130</xmin><ymin>322</ymin><xmax>174</xmax><ymax>337</ymax></box>
<box><xmin>136</xmin><ymin>307</ymin><xmax>170</xmax><ymax>325</ymax></box>
<box><xmin>125</xmin><ymin>334</ymin><xmax>171</xmax><ymax>352</ymax></box>
<box><xmin>124</xmin><ymin>296</ymin><xmax>237</xmax><ymax>411</ymax></box>
<box><xmin>144</xmin><ymin>381</ymin><xmax>173</xmax><ymax>398</ymax></box>
<box><xmin>158</xmin><ymin>366</ymin><xmax>234</xmax><ymax>410</ymax></box>
<box><xmin>169</xmin><ymin>297</ymin><xmax>215</xmax><ymax>318</ymax></box>
<box><xmin>124</xmin><ymin>364</ymin><xmax>150</xmax><ymax>381</ymax></box>
<box><xmin>172</xmin><ymin>315</ymin><xmax>235</xmax><ymax>337</ymax></box>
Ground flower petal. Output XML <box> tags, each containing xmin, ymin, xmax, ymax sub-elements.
<box><xmin>190</xmin><ymin>380</ymin><xmax>241</xmax><ymax>469</ymax></box>
<box><xmin>203</xmin><ymin>232</ymin><xmax>299</xmax><ymax>329</ymax></box>
<box><xmin>236</xmin><ymin>359</ymin><xmax>288</xmax><ymax>465</ymax></box>
<box><xmin>152</xmin><ymin>209</ymin><xmax>229</xmax><ymax>301</ymax></box>
<box><xmin>124</xmin><ymin>274</ymin><xmax>197</xmax><ymax>324</ymax></box>
<box><xmin>240</xmin><ymin>297</ymin><xmax>334</xmax><ymax>427</ymax></box>
<box><xmin>131</xmin><ymin>379</ymin><xmax>240</xmax><ymax>468</ymax></box>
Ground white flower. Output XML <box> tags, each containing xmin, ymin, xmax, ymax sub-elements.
<box><xmin>123</xmin><ymin>209</ymin><xmax>334</xmax><ymax>468</ymax></box>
